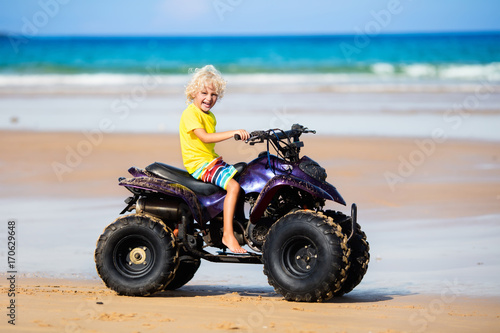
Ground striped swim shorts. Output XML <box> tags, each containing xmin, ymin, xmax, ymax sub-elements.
<box><xmin>191</xmin><ymin>157</ymin><xmax>238</xmax><ymax>190</ymax></box>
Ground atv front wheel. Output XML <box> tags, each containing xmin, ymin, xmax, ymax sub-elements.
<box><xmin>95</xmin><ymin>214</ymin><xmax>179</xmax><ymax>296</ymax></box>
<box><xmin>262</xmin><ymin>210</ymin><xmax>350</xmax><ymax>302</ymax></box>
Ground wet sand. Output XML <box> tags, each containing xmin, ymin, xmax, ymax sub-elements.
<box><xmin>1</xmin><ymin>130</ymin><xmax>500</xmax><ymax>332</ymax></box>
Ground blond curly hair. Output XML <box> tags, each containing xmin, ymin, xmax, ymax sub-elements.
<box><xmin>185</xmin><ymin>65</ymin><xmax>227</xmax><ymax>105</ymax></box>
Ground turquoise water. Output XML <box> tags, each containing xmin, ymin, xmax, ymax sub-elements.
<box><xmin>1</xmin><ymin>33</ymin><xmax>499</xmax><ymax>78</ymax></box>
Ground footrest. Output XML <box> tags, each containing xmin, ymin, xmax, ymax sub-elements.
<box><xmin>206</xmin><ymin>251</ymin><xmax>262</xmax><ymax>264</ymax></box>
<box><xmin>216</xmin><ymin>251</ymin><xmax>260</xmax><ymax>257</ymax></box>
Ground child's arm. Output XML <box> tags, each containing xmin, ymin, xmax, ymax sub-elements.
<box><xmin>193</xmin><ymin>128</ymin><xmax>250</xmax><ymax>143</ymax></box>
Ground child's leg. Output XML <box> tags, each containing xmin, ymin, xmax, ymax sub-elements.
<box><xmin>222</xmin><ymin>179</ymin><xmax>247</xmax><ymax>253</ymax></box>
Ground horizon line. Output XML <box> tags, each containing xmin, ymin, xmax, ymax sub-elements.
<box><xmin>2</xmin><ymin>29</ymin><xmax>500</xmax><ymax>39</ymax></box>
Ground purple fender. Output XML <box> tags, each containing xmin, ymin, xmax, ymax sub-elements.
<box><xmin>249</xmin><ymin>174</ymin><xmax>345</xmax><ymax>224</ymax></box>
<box><xmin>119</xmin><ymin>176</ymin><xmax>206</xmax><ymax>223</ymax></box>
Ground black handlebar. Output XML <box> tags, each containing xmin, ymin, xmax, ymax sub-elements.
<box><xmin>233</xmin><ymin>124</ymin><xmax>315</xmax><ymax>162</ymax></box>
<box><xmin>234</xmin><ymin>124</ymin><xmax>315</xmax><ymax>144</ymax></box>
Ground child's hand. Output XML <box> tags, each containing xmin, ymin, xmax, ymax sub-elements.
<box><xmin>234</xmin><ymin>129</ymin><xmax>250</xmax><ymax>141</ymax></box>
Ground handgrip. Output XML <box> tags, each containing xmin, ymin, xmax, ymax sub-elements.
<box><xmin>234</xmin><ymin>134</ymin><xmax>241</xmax><ymax>141</ymax></box>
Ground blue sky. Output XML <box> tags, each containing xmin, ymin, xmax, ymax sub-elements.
<box><xmin>1</xmin><ymin>0</ymin><xmax>500</xmax><ymax>36</ymax></box>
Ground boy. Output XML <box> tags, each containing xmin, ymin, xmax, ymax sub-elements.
<box><xmin>179</xmin><ymin>65</ymin><xmax>250</xmax><ymax>254</ymax></box>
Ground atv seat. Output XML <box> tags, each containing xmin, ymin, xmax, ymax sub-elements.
<box><xmin>145</xmin><ymin>162</ymin><xmax>247</xmax><ymax>196</ymax></box>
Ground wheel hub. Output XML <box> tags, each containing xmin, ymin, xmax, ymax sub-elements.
<box><xmin>283</xmin><ymin>239</ymin><xmax>319</xmax><ymax>277</ymax></box>
<box><xmin>129</xmin><ymin>247</ymin><xmax>147</xmax><ymax>265</ymax></box>
<box><xmin>294</xmin><ymin>245</ymin><xmax>318</xmax><ymax>270</ymax></box>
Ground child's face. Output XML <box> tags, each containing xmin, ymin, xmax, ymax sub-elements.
<box><xmin>193</xmin><ymin>84</ymin><xmax>218</xmax><ymax>112</ymax></box>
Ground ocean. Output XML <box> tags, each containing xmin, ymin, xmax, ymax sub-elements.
<box><xmin>1</xmin><ymin>33</ymin><xmax>499</xmax><ymax>139</ymax></box>
<box><xmin>2</xmin><ymin>33</ymin><xmax>500</xmax><ymax>76</ymax></box>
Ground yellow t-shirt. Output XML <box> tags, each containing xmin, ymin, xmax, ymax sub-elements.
<box><xmin>179</xmin><ymin>103</ymin><xmax>219</xmax><ymax>174</ymax></box>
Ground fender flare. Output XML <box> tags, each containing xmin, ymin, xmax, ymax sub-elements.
<box><xmin>119</xmin><ymin>177</ymin><xmax>205</xmax><ymax>223</ymax></box>
<box><xmin>249</xmin><ymin>174</ymin><xmax>345</xmax><ymax>224</ymax></box>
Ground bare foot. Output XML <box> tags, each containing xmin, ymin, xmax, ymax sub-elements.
<box><xmin>222</xmin><ymin>234</ymin><xmax>247</xmax><ymax>254</ymax></box>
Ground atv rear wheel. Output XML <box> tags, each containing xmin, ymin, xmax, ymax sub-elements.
<box><xmin>163</xmin><ymin>246</ymin><xmax>200</xmax><ymax>290</ymax></box>
<box><xmin>95</xmin><ymin>214</ymin><xmax>179</xmax><ymax>296</ymax></box>
<box><xmin>262</xmin><ymin>210</ymin><xmax>350</xmax><ymax>302</ymax></box>
<box><xmin>325</xmin><ymin>210</ymin><xmax>370</xmax><ymax>296</ymax></box>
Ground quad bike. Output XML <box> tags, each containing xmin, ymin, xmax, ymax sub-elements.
<box><xmin>95</xmin><ymin>124</ymin><xmax>369</xmax><ymax>302</ymax></box>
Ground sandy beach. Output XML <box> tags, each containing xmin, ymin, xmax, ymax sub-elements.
<box><xmin>1</xmin><ymin>130</ymin><xmax>499</xmax><ymax>332</ymax></box>
<box><xmin>1</xmin><ymin>277</ymin><xmax>499</xmax><ymax>333</ymax></box>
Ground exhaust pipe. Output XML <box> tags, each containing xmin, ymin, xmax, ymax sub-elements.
<box><xmin>135</xmin><ymin>196</ymin><xmax>183</xmax><ymax>222</ymax></box>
